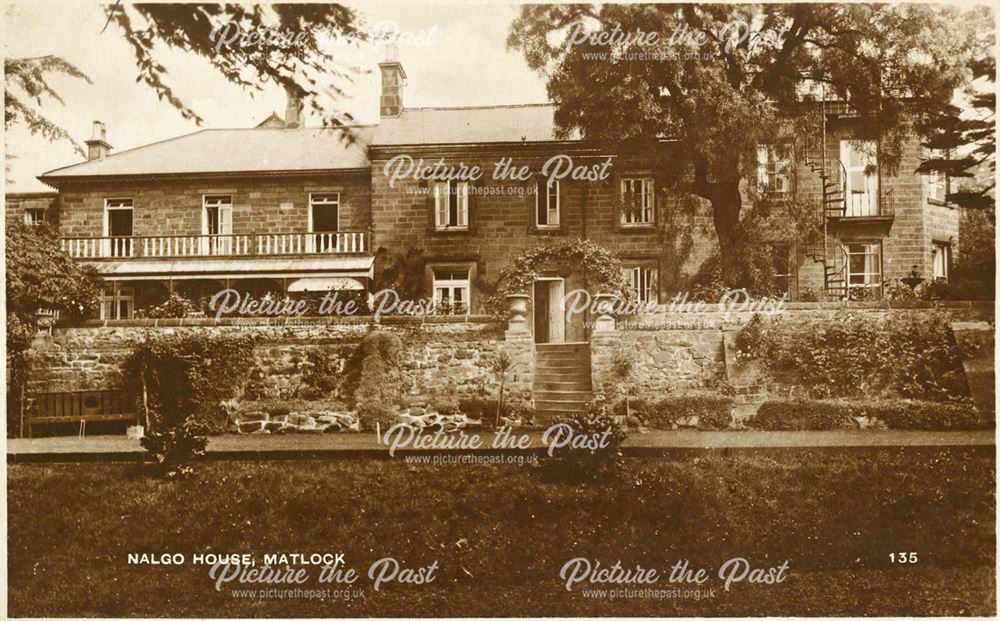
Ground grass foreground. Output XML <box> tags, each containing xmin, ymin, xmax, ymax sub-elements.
<box><xmin>7</xmin><ymin>448</ymin><xmax>996</xmax><ymax>617</ymax></box>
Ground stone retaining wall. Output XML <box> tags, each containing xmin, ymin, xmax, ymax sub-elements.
<box><xmin>592</xmin><ymin>303</ymin><xmax>994</xmax><ymax>403</ymax></box>
<box><xmin>25</xmin><ymin>318</ymin><xmax>525</xmax><ymax>405</ymax></box>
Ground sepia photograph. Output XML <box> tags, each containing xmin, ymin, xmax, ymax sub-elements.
<box><xmin>3</xmin><ymin>0</ymin><xmax>997</xmax><ymax>617</ymax></box>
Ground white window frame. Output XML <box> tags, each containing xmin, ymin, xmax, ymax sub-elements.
<box><xmin>620</xmin><ymin>177</ymin><xmax>654</xmax><ymax>225</ymax></box>
<box><xmin>202</xmin><ymin>195</ymin><xmax>233</xmax><ymax>234</ymax></box>
<box><xmin>756</xmin><ymin>144</ymin><xmax>792</xmax><ymax>194</ymax></box>
<box><xmin>202</xmin><ymin>195</ymin><xmax>233</xmax><ymax>255</ymax></box>
<box><xmin>308</xmin><ymin>193</ymin><xmax>341</xmax><ymax>252</ymax></box>
<box><xmin>308</xmin><ymin>193</ymin><xmax>340</xmax><ymax>232</ymax></box>
<box><xmin>100</xmin><ymin>283</ymin><xmax>134</xmax><ymax>320</ymax></box>
<box><xmin>432</xmin><ymin>267</ymin><xmax>472</xmax><ymax>314</ymax></box>
<box><xmin>104</xmin><ymin>198</ymin><xmax>134</xmax><ymax>257</ymax></box>
<box><xmin>926</xmin><ymin>149</ymin><xmax>950</xmax><ymax>204</ymax></box>
<box><xmin>841</xmin><ymin>140</ymin><xmax>879</xmax><ymax>217</ymax></box>
<box><xmin>625</xmin><ymin>266</ymin><xmax>657</xmax><ymax>305</ymax></box>
<box><xmin>535</xmin><ymin>179</ymin><xmax>560</xmax><ymax>228</ymax></box>
<box><xmin>24</xmin><ymin>208</ymin><xmax>45</xmax><ymax>226</ymax></box>
<box><xmin>932</xmin><ymin>241</ymin><xmax>951</xmax><ymax>281</ymax></box>
<box><xmin>434</xmin><ymin>180</ymin><xmax>469</xmax><ymax>230</ymax></box>
<box><xmin>846</xmin><ymin>242</ymin><xmax>882</xmax><ymax>293</ymax></box>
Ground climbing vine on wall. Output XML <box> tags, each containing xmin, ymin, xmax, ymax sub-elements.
<box><xmin>485</xmin><ymin>238</ymin><xmax>630</xmax><ymax>316</ymax></box>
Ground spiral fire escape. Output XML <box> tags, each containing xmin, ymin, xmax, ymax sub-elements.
<box><xmin>799</xmin><ymin>94</ymin><xmax>849</xmax><ymax>300</ymax></box>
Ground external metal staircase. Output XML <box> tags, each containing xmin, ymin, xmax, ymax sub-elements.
<box><xmin>799</xmin><ymin>93</ymin><xmax>850</xmax><ymax>300</ymax></box>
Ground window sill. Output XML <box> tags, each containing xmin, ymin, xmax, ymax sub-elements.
<box><xmin>432</xmin><ymin>227</ymin><xmax>471</xmax><ymax>234</ymax></box>
<box><xmin>533</xmin><ymin>226</ymin><xmax>565</xmax><ymax>235</ymax></box>
<box><xmin>927</xmin><ymin>198</ymin><xmax>952</xmax><ymax>208</ymax></box>
<box><xmin>617</xmin><ymin>223</ymin><xmax>656</xmax><ymax>232</ymax></box>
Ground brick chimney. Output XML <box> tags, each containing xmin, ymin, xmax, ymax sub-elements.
<box><xmin>284</xmin><ymin>87</ymin><xmax>305</xmax><ymax>128</ymax></box>
<box><xmin>378</xmin><ymin>43</ymin><xmax>406</xmax><ymax>118</ymax></box>
<box><xmin>85</xmin><ymin>121</ymin><xmax>111</xmax><ymax>160</ymax></box>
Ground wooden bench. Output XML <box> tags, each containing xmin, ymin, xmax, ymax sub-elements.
<box><xmin>24</xmin><ymin>390</ymin><xmax>137</xmax><ymax>437</ymax></box>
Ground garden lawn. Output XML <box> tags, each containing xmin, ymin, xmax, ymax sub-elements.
<box><xmin>7</xmin><ymin>449</ymin><xmax>996</xmax><ymax>617</ymax></box>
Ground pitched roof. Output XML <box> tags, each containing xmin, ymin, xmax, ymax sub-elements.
<box><xmin>371</xmin><ymin>103</ymin><xmax>580</xmax><ymax>145</ymax></box>
<box><xmin>39</xmin><ymin>127</ymin><xmax>373</xmax><ymax>184</ymax></box>
<box><xmin>38</xmin><ymin>104</ymin><xmax>581</xmax><ymax>184</ymax></box>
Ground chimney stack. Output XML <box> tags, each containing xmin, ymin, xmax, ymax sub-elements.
<box><xmin>284</xmin><ymin>87</ymin><xmax>305</xmax><ymax>128</ymax></box>
<box><xmin>85</xmin><ymin>120</ymin><xmax>111</xmax><ymax>160</ymax></box>
<box><xmin>379</xmin><ymin>43</ymin><xmax>406</xmax><ymax>118</ymax></box>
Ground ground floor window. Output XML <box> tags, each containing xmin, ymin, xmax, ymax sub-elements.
<box><xmin>932</xmin><ymin>241</ymin><xmax>951</xmax><ymax>282</ymax></box>
<box><xmin>770</xmin><ymin>244</ymin><xmax>792</xmax><ymax>297</ymax></box>
<box><xmin>101</xmin><ymin>284</ymin><xmax>134</xmax><ymax>320</ymax></box>
<box><xmin>624</xmin><ymin>265</ymin><xmax>657</xmax><ymax>304</ymax></box>
<box><xmin>432</xmin><ymin>268</ymin><xmax>471</xmax><ymax>314</ymax></box>
<box><xmin>847</xmin><ymin>242</ymin><xmax>882</xmax><ymax>296</ymax></box>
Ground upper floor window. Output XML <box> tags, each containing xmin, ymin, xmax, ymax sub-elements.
<box><xmin>841</xmin><ymin>140</ymin><xmax>879</xmax><ymax>217</ymax></box>
<box><xmin>926</xmin><ymin>150</ymin><xmax>951</xmax><ymax>204</ymax></box>
<box><xmin>203</xmin><ymin>195</ymin><xmax>233</xmax><ymax>235</ymax></box>
<box><xmin>434</xmin><ymin>180</ymin><xmax>469</xmax><ymax>230</ymax></box>
<box><xmin>932</xmin><ymin>241</ymin><xmax>951</xmax><ymax>281</ymax></box>
<box><xmin>621</xmin><ymin>177</ymin><xmax>654</xmax><ymax>225</ymax></box>
<box><xmin>309</xmin><ymin>193</ymin><xmax>340</xmax><ymax>232</ymax></box>
<box><xmin>625</xmin><ymin>265</ymin><xmax>657</xmax><ymax>305</ymax></box>
<box><xmin>24</xmin><ymin>208</ymin><xmax>45</xmax><ymax>226</ymax></box>
<box><xmin>105</xmin><ymin>198</ymin><xmax>134</xmax><ymax>257</ymax></box>
<box><xmin>432</xmin><ymin>267</ymin><xmax>471</xmax><ymax>314</ymax></box>
<box><xmin>202</xmin><ymin>195</ymin><xmax>233</xmax><ymax>255</ymax></box>
<box><xmin>756</xmin><ymin>144</ymin><xmax>792</xmax><ymax>194</ymax></box>
<box><xmin>536</xmin><ymin>179</ymin><xmax>560</xmax><ymax>228</ymax></box>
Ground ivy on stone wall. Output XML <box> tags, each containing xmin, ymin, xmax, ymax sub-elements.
<box><xmin>122</xmin><ymin>332</ymin><xmax>258</xmax><ymax>477</ymax></box>
<box><xmin>735</xmin><ymin>312</ymin><xmax>971</xmax><ymax>402</ymax></box>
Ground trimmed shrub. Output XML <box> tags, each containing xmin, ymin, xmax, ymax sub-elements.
<box><xmin>616</xmin><ymin>394</ymin><xmax>735</xmax><ymax>430</ymax></box>
<box><xmin>748</xmin><ymin>399</ymin><xmax>855</xmax><ymax>431</ymax></box>
<box><xmin>749</xmin><ymin>398</ymin><xmax>989</xmax><ymax>431</ymax></box>
<box><xmin>856</xmin><ymin>400</ymin><xmax>988</xmax><ymax>431</ymax></box>
<box><xmin>346</xmin><ymin>331</ymin><xmax>405</xmax><ymax>432</ymax></box>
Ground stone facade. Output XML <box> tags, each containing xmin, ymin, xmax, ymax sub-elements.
<box><xmin>52</xmin><ymin>173</ymin><xmax>370</xmax><ymax>239</ymax></box>
<box><xmin>6</xmin><ymin>192</ymin><xmax>58</xmax><ymax>228</ymax></box>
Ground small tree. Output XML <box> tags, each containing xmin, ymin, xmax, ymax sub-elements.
<box><xmin>484</xmin><ymin>350</ymin><xmax>514</xmax><ymax>428</ymax></box>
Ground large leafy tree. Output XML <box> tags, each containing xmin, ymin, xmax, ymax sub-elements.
<box><xmin>6</xmin><ymin>223</ymin><xmax>103</xmax><ymax>434</ymax></box>
<box><xmin>5</xmin><ymin>3</ymin><xmax>365</xmax><ymax>159</ymax></box>
<box><xmin>509</xmin><ymin>3</ymin><xmax>987</xmax><ymax>286</ymax></box>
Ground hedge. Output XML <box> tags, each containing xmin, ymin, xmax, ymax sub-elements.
<box><xmin>748</xmin><ymin>398</ymin><xmax>990</xmax><ymax>431</ymax></box>
<box><xmin>614</xmin><ymin>394</ymin><xmax>735</xmax><ymax>430</ymax></box>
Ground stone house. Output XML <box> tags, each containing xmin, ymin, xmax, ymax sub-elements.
<box><xmin>15</xmin><ymin>54</ymin><xmax>962</xmax><ymax>345</ymax></box>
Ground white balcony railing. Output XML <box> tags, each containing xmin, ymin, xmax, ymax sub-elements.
<box><xmin>60</xmin><ymin>232</ymin><xmax>368</xmax><ymax>259</ymax></box>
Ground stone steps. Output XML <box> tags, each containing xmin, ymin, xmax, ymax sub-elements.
<box><xmin>533</xmin><ymin>343</ymin><xmax>593</xmax><ymax>424</ymax></box>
